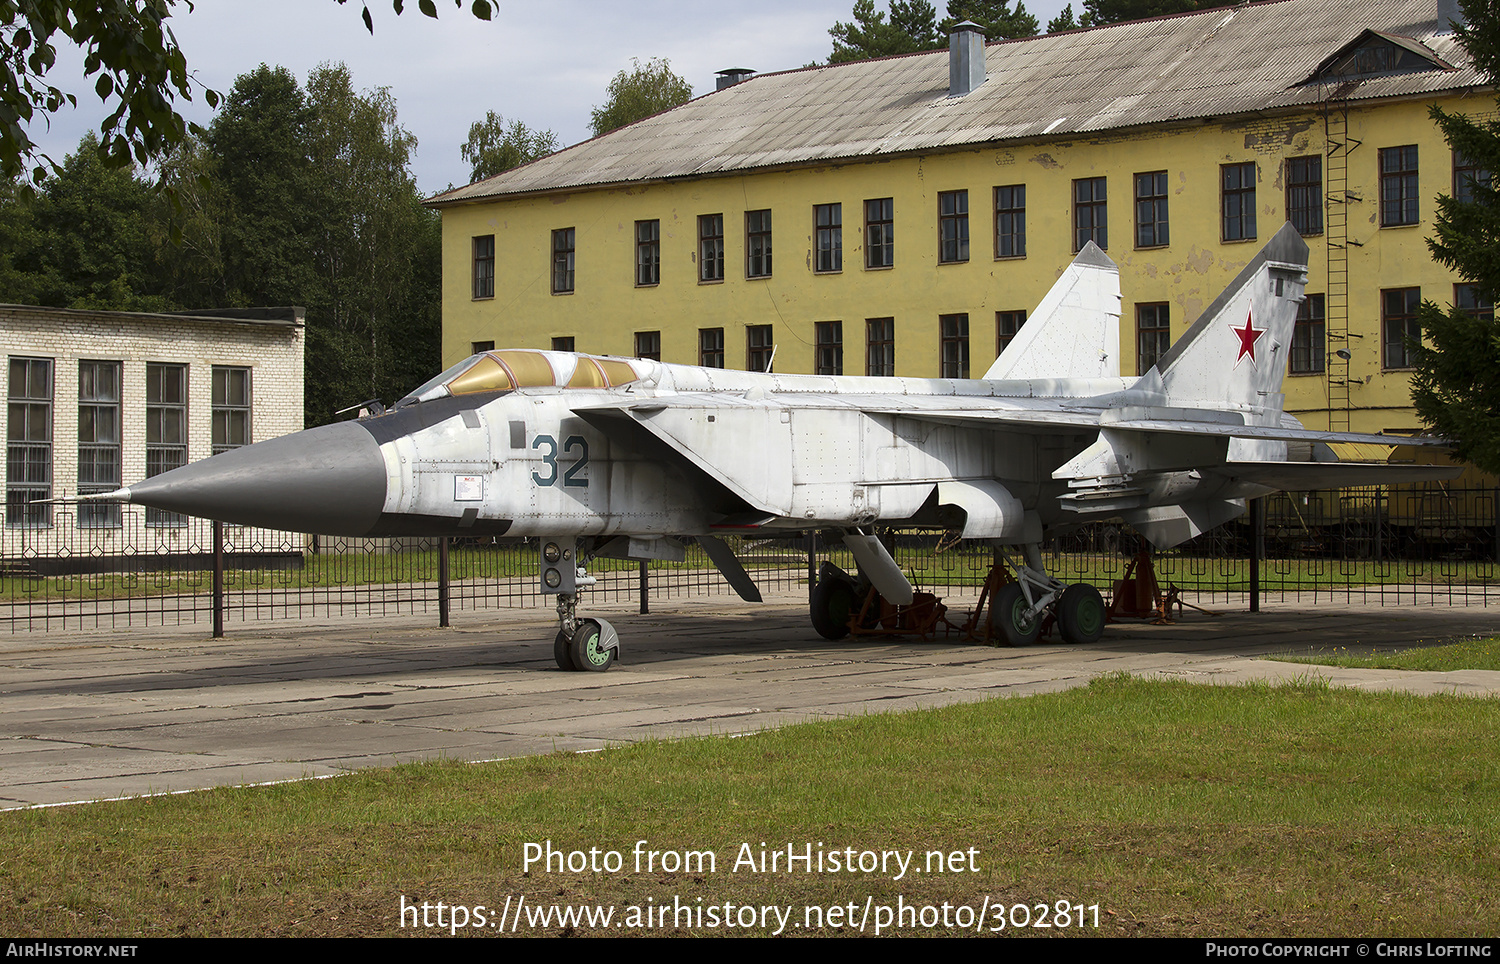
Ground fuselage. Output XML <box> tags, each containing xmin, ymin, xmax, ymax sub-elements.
<box><xmin>117</xmin><ymin>349</ymin><xmax>1276</xmax><ymax>542</ymax></box>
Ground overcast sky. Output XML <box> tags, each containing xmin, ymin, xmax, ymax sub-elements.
<box><xmin>28</xmin><ymin>0</ymin><xmax>1074</xmax><ymax>197</ymax></box>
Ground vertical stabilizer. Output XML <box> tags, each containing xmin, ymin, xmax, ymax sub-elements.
<box><xmin>1152</xmin><ymin>223</ymin><xmax>1309</xmax><ymax>412</ymax></box>
<box><xmin>983</xmin><ymin>241</ymin><xmax>1121</xmax><ymax>380</ymax></box>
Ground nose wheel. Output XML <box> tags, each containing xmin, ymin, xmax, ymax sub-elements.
<box><xmin>541</xmin><ymin>539</ymin><xmax>620</xmax><ymax>671</ymax></box>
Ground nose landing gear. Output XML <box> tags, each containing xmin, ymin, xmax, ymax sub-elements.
<box><xmin>541</xmin><ymin>538</ymin><xmax>620</xmax><ymax>672</ymax></box>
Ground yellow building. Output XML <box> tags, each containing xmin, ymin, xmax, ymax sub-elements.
<box><xmin>428</xmin><ymin>0</ymin><xmax>1488</xmax><ymax>439</ymax></box>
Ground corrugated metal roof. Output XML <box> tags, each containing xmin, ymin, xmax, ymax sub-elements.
<box><xmin>428</xmin><ymin>0</ymin><xmax>1485</xmax><ymax>207</ymax></box>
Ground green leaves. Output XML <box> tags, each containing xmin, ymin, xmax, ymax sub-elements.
<box><xmin>461</xmin><ymin>111</ymin><xmax>559</xmax><ymax>182</ymax></box>
<box><xmin>588</xmin><ymin>58</ymin><xmax>693</xmax><ymax>138</ymax></box>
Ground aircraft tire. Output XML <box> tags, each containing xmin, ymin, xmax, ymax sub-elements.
<box><xmin>994</xmin><ymin>582</ymin><xmax>1042</xmax><ymax>646</ymax></box>
<box><xmin>569</xmin><ymin>619</ymin><xmax>616</xmax><ymax>672</ymax></box>
<box><xmin>1057</xmin><ymin>583</ymin><xmax>1106</xmax><ymax>645</ymax></box>
<box><xmin>554</xmin><ymin>629</ymin><xmax>579</xmax><ymax>671</ymax></box>
<box><xmin>810</xmin><ymin>575</ymin><xmax>856</xmax><ymax>640</ymax></box>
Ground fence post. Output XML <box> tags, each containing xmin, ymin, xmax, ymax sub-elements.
<box><xmin>438</xmin><ymin>537</ymin><xmax>450</xmax><ymax>628</ymax></box>
<box><xmin>212</xmin><ymin>520</ymin><xmax>224</xmax><ymax>638</ymax></box>
<box><xmin>1248</xmin><ymin>497</ymin><xmax>1262</xmax><ymax>613</ymax></box>
<box><xmin>639</xmin><ymin>560</ymin><xmax>649</xmax><ymax>614</ymax></box>
<box><xmin>806</xmin><ymin>530</ymin><xmax>817</xmax><ymax>600</ymax></box>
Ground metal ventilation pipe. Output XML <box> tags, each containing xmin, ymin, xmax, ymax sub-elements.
<box><xmin>949</xmin><ymin>21</ymin><xmax>986</xmax><ymax>97</ymax></box>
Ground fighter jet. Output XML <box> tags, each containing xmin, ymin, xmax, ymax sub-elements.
<box><xmin>93</xmin><ymin>224</ymin><xmax>1455</xmax><ymax>670</ymax></box>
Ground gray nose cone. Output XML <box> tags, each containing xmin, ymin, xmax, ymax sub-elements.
<box><xmin>123</xmin><ymin>421</ymin><xmax>388</xmax><ymax>536</ymax></box>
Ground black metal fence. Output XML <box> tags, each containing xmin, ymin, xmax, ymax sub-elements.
<box><xmin>3</xmin><ymin>484</ymin><xmax>1495</xmax><ymax>633</ymax></box>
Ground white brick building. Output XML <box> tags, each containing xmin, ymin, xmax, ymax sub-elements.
<box><xmin>4</xmin><ymin>305</ymin><xmax>304</xmax><ymax>557</ymax></box>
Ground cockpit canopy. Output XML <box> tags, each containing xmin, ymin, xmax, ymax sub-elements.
<box><xmin>396</xmin><ymin>350</ymin><xmax>648</xmax><ymax>406</ymax></box>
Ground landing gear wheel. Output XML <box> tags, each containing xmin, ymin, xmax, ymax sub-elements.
<box><xmin>810</xmin><ymin>575</ymin><xmax>857</xmax><ymax>640</ymax></box>
<box><xmin>994</xmin><ymin>582</ymin><xmax>1042</xmax><ymax>646</ymax></box>
<box><xmin>553</xmin><ymin>629</ymin><xmax>578</xmax><ymax>671</ymax></box>
<box><xmin>1057</xmin><ymin>584</ymin><xmax>1106</xmax><ymax>645</ymax></box>
<box><xmin>569</xmin><ymin>619</ymin><xmax>615</xmax><ymax>672</ymax></box>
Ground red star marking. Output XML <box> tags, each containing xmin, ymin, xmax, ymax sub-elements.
<box><xmin>1233</xmin><ymin>310</ymin><xmax>1264</xmax><ymax>367</ymax></box>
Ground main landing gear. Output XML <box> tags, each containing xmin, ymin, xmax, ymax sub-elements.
<box><xmin>809</xmin><ymin>540</ymin><xmax>1106</xmax><ymax>647</ymax></box>
<box><xmin>540</xmin><ymin>538</ymin><xmax>620</xmax><ymax>672</ymax></box>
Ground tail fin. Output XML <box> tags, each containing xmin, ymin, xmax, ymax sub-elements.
<box><xmin>1149</xmin><ymin>222</ymin><xmax>1309</xmax><ymax>412</ymax></box>
<box><xmin>983</xmin><ymin>241</ymin><xmax>1120</xmax><ymax>380</ymax></box>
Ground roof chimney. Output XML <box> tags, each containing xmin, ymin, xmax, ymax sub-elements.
<box><xmin>1436</xmin><ymin>0</ymin><xmax>1463</xmax><ymax>34</ymax></box>
<box><xmin>716</xmin><ymin>68</ymin><xmax>755</xmax><ymax>90</ymax></box>
<box><xmin>949</xmin><ymin>21</ymin><xmax>986</xmax><ymax>97</ymax></box>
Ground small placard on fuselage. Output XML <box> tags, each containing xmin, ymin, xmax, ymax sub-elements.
<box><xmin>454</xmin><ymin>475</ymin><xmax>484</xmax><ymax>502</ymax></box>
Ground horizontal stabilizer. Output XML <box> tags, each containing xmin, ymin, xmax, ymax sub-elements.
<box><xmin>1208</xmin><ymin>461</ymin><xmax>1463</xmax><ymax>490</ymax></box>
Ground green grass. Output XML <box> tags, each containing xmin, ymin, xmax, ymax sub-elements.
<box><xmin>1272</xmin><ymin>636</ymin><xmax>1500</xmax><ymax>672</ymax></box>
<box><xmin>2</xmin><ymin>676</ymin><xmax>1498</xmax><ymax>937</ymax></box>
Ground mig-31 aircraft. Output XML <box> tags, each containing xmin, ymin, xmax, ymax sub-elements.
<box><xmin>92</xmin><ymin>224</ymin><xmax>1455</xmax><ymax>671</ymax></box>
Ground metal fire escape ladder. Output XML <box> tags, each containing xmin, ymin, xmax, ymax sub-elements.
<box><xmin>1323</xmin><ymin>88</ymin><xmax>1362</xmax><ymax>433</ymax></box>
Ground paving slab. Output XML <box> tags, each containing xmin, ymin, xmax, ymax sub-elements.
<box><xmin>0</xmin><ymin>586</ymin><xmax>1496</xmax><ymax>808</ymax></box>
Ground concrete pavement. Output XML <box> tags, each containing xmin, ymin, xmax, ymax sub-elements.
<box><xmin>1</xmin><ymin>587</ymin><xmax>1496</xmax><ymax>809</ymax></box>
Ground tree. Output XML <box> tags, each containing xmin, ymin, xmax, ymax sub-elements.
<box><xmin>1077</xmin><ymin>0</ymin><xmax>1225</xmax><ymax>27</ymax></box>
<box><xmin>461</xmin><ymin>111</ymin><xmax>559</xmax><ymax>182</ymax></box>
<box><xmin>828</xmin><ymin>0</ymin><xmax>942</xmax><ymax>63</ymax></box>
<box><xmin>0</xmin><ymin>0</ymin><xmax>494</xmax><ymax>185</ymax></box>
<box><xmin>939</xmin><ymin>1</ymin><xmax>1038</xmax><ymax>41</ymax></box>
<box><xmin>589</xmin><ymin>58</ymin><xmax>693</xmax><ymax>138</ymax></box>
<box><xmin>1047</xmin><ymin>4</ymin><xmax>1080</xmax><ymax>32</ymax></box>
<box><xmin>1410</xmin><ymin>1</ymin><xmax>1500</xmax><ymax>474</ymax></box>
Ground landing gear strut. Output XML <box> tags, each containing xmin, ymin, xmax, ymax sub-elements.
<box><xmin>988</xmin><ymin>545</ymin><xmax>1105</xmax><ymax>646</ymax></box>
<box><xmin>541</xmin><ymin>539</ymin><xmax>620</xmax><ymax>672</ymax></box>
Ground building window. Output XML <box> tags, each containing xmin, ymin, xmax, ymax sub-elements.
<box><xmin>551</xmin><ymin>227</ymin><xmax>575</xmax><ymax>293</ymax></box>
<box><xmin>938</xmin><ymin>190</ymin><xmax>969</xmax><ymax>264</ymax></box>
<box><xmin>746</xmin><ymin>209</ymin><xmax>772</xmax><ymax>278</ymax></box>
<box><xmin>747</xmin><ymin>325</ymin><xmax>774</xmax><ymax>372</ymax></box>
<box><xmin>76</xmin><ymin>360</ymin><xmax>122</xmax><ymax>529</ymax></box>
<box><xmin>866</xmin><ymin>317</ymin><xmax>895</xmax><ymax>376</ymax></box>
<box><xmin>1382</xmin><ymin>287</ymin><xmax>1421</xmax><ymax>370</ymax></box>
<box><xmin>7</xmin><ymin>357</ymin><xmax>52</xmax><ymax>528</ymax></box>
<box><xmin>815</xmin><ymin>203</ymin><xmax>842</xmax><ymax>273</ymax></box>
<box><xmin>551</xmin><ymin>336</ymin><xmax>575</xmax><ymax>353</ymax></box>
<box><xmin>471</xmin><ymin>340</ymin><xmax>495</xmax><ymax>354</ymax></box>
<box><xmin>1222</xmin><ymin>162</ymin><xmax>1256</xmax><ymax>241</ymax></box>
<box><xmin>1136</xmin><ymin>303</ymin><xmax>1170</xmax><ymax>375</ymax></box>
<box><xmin>996</xmin><ymin>310</ymin><xmax>1026</xmax><ymax>354</ymax></box>
<box><xmin>1291</xmin><ymin>294</ymin><xmax>1325</xmax><ymax>375</ymax></box>
<box><xmin>699</xmin><ymin>214</ymin><xmax>724</xmax><ymax>282</ymax></box>
<box><xmin>1380</xmin><ymin>146</ymin><xmax>1419</xmax><ymax>227</ymax></box>
<box><xmin>211</xmin><ymin>366</ymin><xmax>250</xmax><ymax>457</ymax></box>
<box><xmin>1073</xmin><ymin>177</ymin><xmax>1107</xmax><ymax>251</ymax></box>
<box><xmin>472</xmin><ymin>235</ymin><xmax>495</xmax><ymax>299</ymax></box>
<box><xmin>815</xmin><ymin>321</ymin><xmax>843</xmax><ymax>375</ymax></box>
<box><xmin>146</xmin><ymin>362</ymin><xmax>187</xmax><ymax>527</ymax></box>
<box><xmin>1456</xmin><ymin>284</ymin><xmax>1494</xmax><ymax>320</ymax></box>
<box><xmin>1286</xmin><ymin>156</ymin><xmax>1323</xmax><ymax>236</ymax></box>
<box><xmin>940</xmin><ymin>313</ymin><xmax>970</xmax><ymax>378</ymax></box>
<box><xmin>635</xmin><ymin>220</ymin><xmax>660</xmax><ymax>286</ymax></box>
<box><xmin>1454</xmin><ymin>152</ymin><xmax>1492</xmax><ymax>205</ymax></box>
<box><xmin>1134</xmin><ymin>172</ymin><xmax>1169</xmax><ymax>248</ymax></box>
<box><xmin>994</xmin><ymin>185</ymin><xmax>1025</xmax><ymax>259</ymax></box>
<box><xmin>635</xmin><ymin>331</ymin><xmax>661</xmax><ymax>361</ymax></box>
<box><xmin>865</xmin><ymin>198</ymin><xmax>893</xmax><ymax>268</ymax></box>
<box><xmin>699</xmin><ymin>328</ymin><xmax>725</xmax><ymax>368</ymax></box>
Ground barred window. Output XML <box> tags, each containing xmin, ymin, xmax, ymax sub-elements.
<box><xmin>938</xmin><ymin>190</ymin><xmax>969</xmax><ymax>263</ymax></box>
<box><xmin>635</xmin><ymin>220</ymin><xmax>660</xmax><ymax>286</ymax></box>
<box><xmin>79</xmin><ymin>360</ymin><xmax>122</xmax><ymax>528</ymax></box>
<box><xmin>1134</xmin><ymin>172</ymin><xmax>1168</xmax><ymax>248</ymax></box>
<box><xmin>1222</xmin><ymin>163</ymin><xmax>1256</xmax><ymax>241</ymax></box>
<box><xmin>7</xmin><ymin>357</ymin><xmax>52</xmax><ymax>528</ymax></box>
<box><xmin>746</xmin><ymin>210</ymin><xmax>772</xmax><ymax>279</ymax></box>
<box><xmin>211</xmin><ymin>366</ymin><xmax>250</xmax><ymax>456</ymax></box>
<box><xmin>866</xmin><ymin>317</ymin><xmax>894</xmax><ymax>376</ymax></box>
<box><xmin>1073</xmin><ymin>177</ymin><xmax>1107</xmax><ymax>251</ymax></box>
<box><xmin>1290</xmin><ymin>295</ymin><xmax>1325</xmax><ymax>374</ymax></box>
<box><xmin>146</xmin><ymin>362</ymin><xmax>187</xmax><ymax>527</ymax></box>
